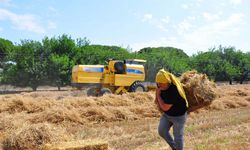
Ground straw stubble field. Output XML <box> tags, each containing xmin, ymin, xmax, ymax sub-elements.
<box><xmin>0</xmin><ymin>84</ymin><xmax>250</xmax><ymax>150</ymax></box>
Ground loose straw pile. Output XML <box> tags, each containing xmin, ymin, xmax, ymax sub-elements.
<box><xmin>180</xmin><ymin>70</ymin><xmax>217</xmax><ymax>112</ymax></box>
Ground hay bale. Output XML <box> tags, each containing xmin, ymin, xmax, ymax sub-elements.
<box><xmin>2</xmin><ymin>123</ymin><xmax>66</xmax><ymax>150</ymax></box>
<box><xmin>180</xmin><ymin>70</ymin><xmax>217</xmax><ymax>112</ymax></box>
<box><xmin>29</xmin><ymin>106</ymin><xmax>84</xmax><ymax>125</ymax></box>
<box><xmin>44</xmin><ymin>140</ymin><xmax>108</xmax><ymax>150</ymax></box>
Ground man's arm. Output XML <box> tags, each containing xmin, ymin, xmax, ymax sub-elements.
<box><xmin>156</xmin><ymin>88</ymin><xmax>172</xmax><ymax>111</ymax></box>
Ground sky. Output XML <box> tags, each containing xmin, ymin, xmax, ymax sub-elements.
<box><xmin>0</xmin><ymin>0</ymin><xmax>249</xmax><ymax>56</ymax></box>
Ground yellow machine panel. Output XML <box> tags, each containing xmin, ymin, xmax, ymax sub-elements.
<box><xmin>72</xmin><ymin>65</ymin><xmax>104</xmax><ymax>84</ymax></box>
<box><xmin>114</xmin><ymin>74</ymin><xmax>144</xmax><ymax>86</ymax></box>
<box><xmin>71</xmin><ymin>59</ymin><xmax>148</xmax><ymax>95</ymax></box>
<box><xmin>125</xmin><ymin>64</ymin><xmax>145</xmax><ymax>75</ymax></box>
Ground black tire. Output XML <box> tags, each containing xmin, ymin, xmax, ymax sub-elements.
<box><xmin>129</xmin><ymin>82</ymin><xmax>146</xmax><ymax>92</ymax></box>
<box><xmin>99</xmin><ymin>88</ymin><xmax>112</xmax><ymax>96</ymax></box>
<box><xmin>87</xmin><ymin>88</ymin><xmax>99</xmax><ymax>96</ymax></box>
<box><xmin>114</xmin><ymin>62</ymin><xmax>125</xmax><ymax>74</ymax></box>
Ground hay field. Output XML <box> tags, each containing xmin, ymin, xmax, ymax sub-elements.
<box><xmin>0</xmin><ymin>84</ymin><xmax>249</xmax><ymax>150</ymax></box>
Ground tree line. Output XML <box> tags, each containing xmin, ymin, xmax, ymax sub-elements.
<box><xmin>0</xmin><ymin>35</ymin><xmax>250</xmax><ymax>90</ymax></box>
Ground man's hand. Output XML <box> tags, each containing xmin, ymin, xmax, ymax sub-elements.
<box><xmin>156</xmin><ymin>88</ymin><xmax>161</xmax><ymax>97</ymax></box>
<box><xmin>155</xmin><ymin>87</ymin><xmax>172</xmax><ymax>112</ymax></box>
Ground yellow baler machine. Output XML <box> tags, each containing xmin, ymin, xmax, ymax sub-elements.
<box><xmin>71</xmin><ymin>59</ymin><xmax>147</xmax><ymax>96</ymax></box>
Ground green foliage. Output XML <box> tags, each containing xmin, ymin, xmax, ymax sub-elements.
<box><xmin>48</xmin><ymin>54</ymin><xmax>73</xmax><ymax>90</ymax></box>
<box><xmin>44</xmin><ymin>35</ymin><xmax>76</xmax><ymax>89</ymax></box>
<box><xmin>190</xmin><ymin>51</ymin><xmax>218</xmax><ymax>79</ymax></box>
<box><xmin>1</xmin><ymin>64</ymin><xmax>17</xmax><ymax>84</ymax></box>
<box><xmin>2</xmin><ymin>40</ymin><xmax>46</xmax><ymax>90</ymax></box>
<box><xmin>74</xmin><ymin>45</ymin><xmax>131</xmax><ymax>65</ymax></box>
<box><xmin>1</xmin><ymin>34</ymin><xmax>249</xmax><ymax>89</ymax></box>
<box><xmin>0</xmin><ymin>38</ymin><xmax>14</xmax><ymax>68</ymax></box>
<box><xmin>76</xmin><ymin>37</ymin><xmax>91</xmax><ymax>47</ymax></box>
<box><xmin>191</xmin><ymin>46</ymin><xmax>250</xmax><ymax>83</ymax></box>
<box><xmin>236</xmin><ymin>52</ymin><xmax>250</xmax><ymax>83</ymax></box>
<box><xmin>137</xmin><ymin>47</ymin><xmax>190</xmax><ymax>81</ymax></box>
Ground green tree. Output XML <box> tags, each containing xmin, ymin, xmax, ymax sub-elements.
<box><xmin>74</xmin><ymin>45</ymin><xmax>131</xmax><ymax>65</ymax></box>
<box><xmin>138</xmin><ymin>47</ymin><xmax>190</xmax><ymax>81</ymax></box>
<box><xmin>190</xmin><ymin>46</ymin><xmax>249</xmax><ymax>84</ymax></box>
<box><xmin>3</xmin><ymin>40</ymin><xmax>46</xmax><ymax>90</ymax></box>
<box><xmin>236</xmin><ymin>52</ymin><xmax>250</xmax><ymax>83</ymax></box>
<box><xmin>76</xmin><ymin>37</ymin><xmax>90</xmax><ymax>47</ymax></box>
<box><xmin>0</xmin><ymin>38</ymin><xmax>14</xmax><ymax>68</ymax></box>
<box><xmin>48</xmin><ymin>54</ymin><xmax>72</xmax><ymax>90</ymax></box>
<box><xmin>45</xmin><ymin>35</ymin><xmax>76</xmax><ymax>88</ymax></box>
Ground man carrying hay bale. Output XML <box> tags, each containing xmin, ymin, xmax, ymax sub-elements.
<box><xmin>155</xmin><ymin>69</ymin><xmax>188</xmax><ymax>150</ymax></box>
<box><xmin>155</xmin><ymin>69</ymin><xmax>217</xmax><ymax>150</ymax></box>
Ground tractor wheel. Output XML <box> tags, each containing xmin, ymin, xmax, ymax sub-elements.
<box><xmin>99</xmin><ymin>88</ymin><xmax>112</xmax><ymax>96</ymax></box>
<box><xmin>87</xmin><ymin>88</ymin><xmax>99</xmax><ymax>96</ymax></box>
<box><xmin>129</xmin><ymin>82</ymin><xmax>146</xmax><ymax>92</ymax></box>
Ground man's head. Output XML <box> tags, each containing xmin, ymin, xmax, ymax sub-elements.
<box><xmin>157</xmin><ymin>82</ymin><xmax>170</xmax><ymax>90</ymax></box>
<box><xmin>155</xmin><ymin>69</ymin><xmax>172</xmax><ymax>90</ymax></box>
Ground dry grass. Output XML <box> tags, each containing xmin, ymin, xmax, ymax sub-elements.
<box><xmin>2</xmin><ymin>123</ymin><xmax>69</xmax><ymax>150</ymax></box>
<box><xmin>180</xmin><ymin>70</ymin><xmax>217</xmax><ymax>112</ymax></box>
<box><xmin>0</xmin><ymin>84</ymin><xmax>250</xmax><ymax>150</ymax></box>
<box><xmin>44</xmin><ymin>140</ymin><xmax>109</xmax><ymax>150</ymax></box>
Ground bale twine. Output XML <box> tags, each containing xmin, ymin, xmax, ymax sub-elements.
<box><xmin>180</xmin><ymin>70</ymin><xmax>217</xmax><ymax>112</ymax></box>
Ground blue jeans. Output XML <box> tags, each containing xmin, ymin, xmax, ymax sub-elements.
<box><xmin>158</xmin><ymin>112</ymin><xmax>187</xmax><ymax>150</ymax></box>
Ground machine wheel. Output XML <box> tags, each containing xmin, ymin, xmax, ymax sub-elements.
<box><xmin>87</xmin><ymin>88</ymin><xmax>100</xmax><ymax>96</ymax></box>
<box><xmin>99</xmin><ymin>88</ymin><xmax>112</xmax><ymax>96</ymax></box>
<box><xmin>129</xmin><ymin>82</ymin><xmax>146</xmax><ymax>92</ymax></box>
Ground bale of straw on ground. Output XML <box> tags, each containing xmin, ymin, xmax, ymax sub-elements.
<box><xmin>2</xmin><ymin>123</ymin><xmax>68</xmax><ymax>150</ymax></box>
<box><xmin>44</xmin><ymin>140</ymin><xmax>108</xmax><ymax>150</ymax></box>
<box><xmin>180</xmin><ymin>70</ymin><xmax>217</xmax><ymax>112</ymax></box>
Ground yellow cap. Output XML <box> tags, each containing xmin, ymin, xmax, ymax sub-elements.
<box><xmin>155</xmin><ymin>69</ymin><xmax>171</xmax><ymax>84</ymax></box>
